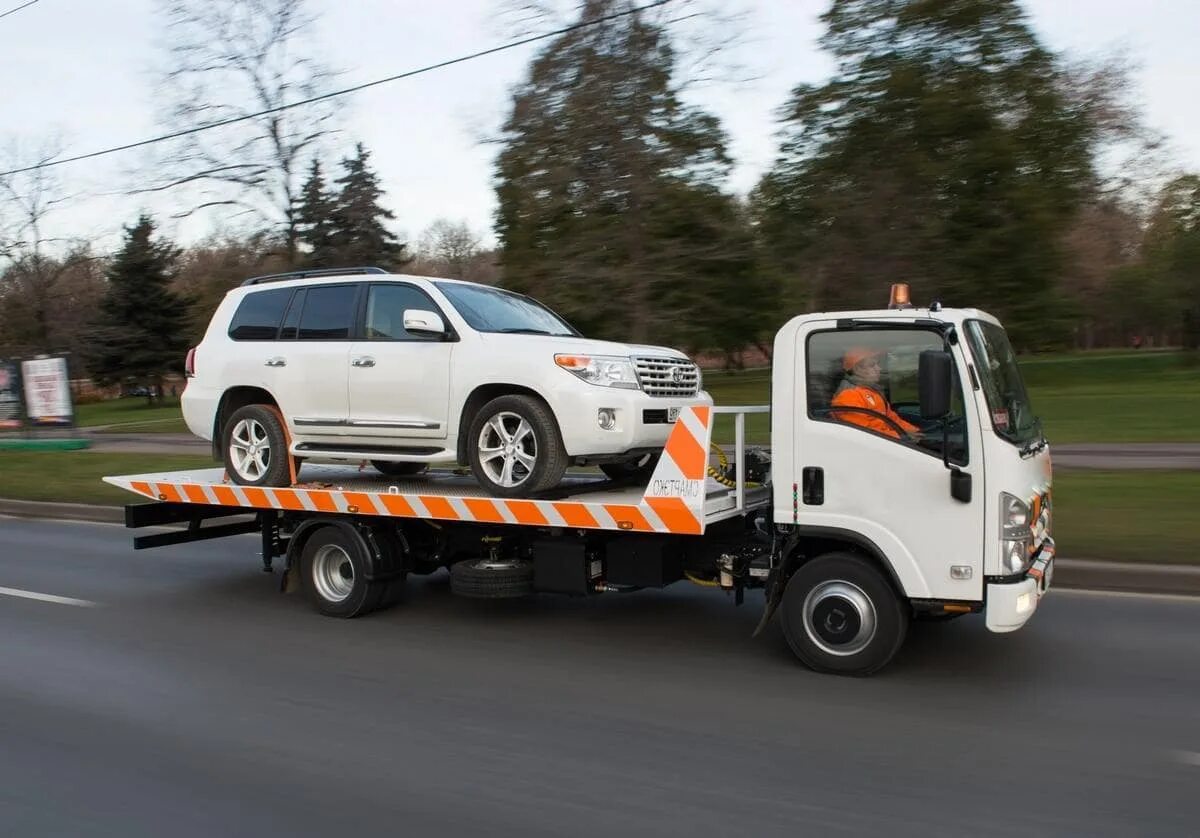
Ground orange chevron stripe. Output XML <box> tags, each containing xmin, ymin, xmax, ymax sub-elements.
<box><xmin>130</xmin><ymin>481</ymin><xmax>152</xmax><ymax>498</ymax></box>
<box><xmin>463</xmin><ymin>498</ymin><xmax>506</xmax><ymax>523</ymax></box>
<box><xmin>309</xmin><ymin>491</ymin><xmax>338</xmax><ymax>513</ymax></box>
<box><xmin>665</xmin><ymin>422</ymin><xmax>707</xmax><ymax>480</ymax></box>
<box><xmin>605</xmin><ymin>504</ymin><xmax>653</xmax><ymax>532</ymax></box>
<box><xmin>553</xmin><ymin>503</ymin><xmax>598</xmax><ymax>529</ymax></box>
<box><xmin>273</xmin><ymin>489</ymin><xmax>307</xmax><ymax>511</ymax></box>
<box><xmin>182</xmin><ymin>483</ymin><xmax>209</xmax><ymax>504</ymax></box>
<box><xmin>692</xmin><ymin>405</ymin><xmax>711</xmax><ymax>427</ymax></box>
<box><xmin>211</xmin><ymin>485</ymin><xmax>239</xmax><ymax>506</ymax></box>
<box><xmin>645</xmin><ymin>496</ymin><xmax>701</xmax><ymax>534</ymax></box>
<box><xmin>506</xmin><ymin>500</ymin><xmax>549</xmax><ymax>526</ymax></box>
<box><xmin>422</xmin><ymin>496</ymin><xmax>459</xmax><ymax>520</ymax></box>
<box><xmin>379</xmin><ymin>494</ymin><xmax>417</xmax><ymax>517</ymax></box>
<box><xmin>242</xmin><ymin>487</ymin><xmax>270</xmax><ymax>508</ymax></box>
<box><xmin>343</xmin><ymin>492</ymin><xmax>379</xmax><ymax>515</ymax></box>
<box><xmin>155</xmin><ymin>483</ymin><xmax>183</xmax><ymax>503</ymax></box>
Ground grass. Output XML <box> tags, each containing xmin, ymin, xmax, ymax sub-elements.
<box><xmin>0</xmin><ymin>451</ymin><xmax>212</xmax><ymax>506</ymax></box>
<box><xmin>74</xmin><ymin>398</ymin><xmax>189</xmax><ymax>434</ymax></box>
<box><xmin>703</xmin><ymin>351</ymin><xmax>1200</xmax><ymax>444</ymax></box>
<box><xmin>1050</xmin><ymin>470</ymin><xmax>1200</xmax><ymax>564</ymax></box>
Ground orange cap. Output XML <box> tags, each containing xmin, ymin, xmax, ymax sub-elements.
<box><xmin>843</xmin><ymin>346</ymin><xmax>882</xmax><ymax>371</ymax></box>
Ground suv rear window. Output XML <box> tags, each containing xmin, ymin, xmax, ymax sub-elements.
<box><xmin>298</xmin><ymin>284</ymin><xmax>358</xmax><ymax>340</ymax></box>
<box><xmin>228</xmin><ymin>288</ymin><xmax>292</xmax><ymax>341</ymax></box>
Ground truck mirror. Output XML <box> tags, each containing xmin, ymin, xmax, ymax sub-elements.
<box><xmin>918</xmin><ymin>350</ymin><xmax>953</xmax><ymax>419</ymax></box>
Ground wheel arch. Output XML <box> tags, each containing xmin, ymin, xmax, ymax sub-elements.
<box><xmin>455</xmin><ymin>383</ymin><xmax>556</xmax><ymax>464</ymax></box>
<box><xmin>784</xmin><ymin>526</ymin><xmax>909</xmax><ymax>600</ymax></box>
<box><xmin>212</xmin><ymin>386</ymin><xmax>281</xmax><ymax>459</ymax></box>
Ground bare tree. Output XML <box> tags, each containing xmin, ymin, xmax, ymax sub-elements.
<box><xmin>417</xmin><ymin>219</ymin><xmax>482</xmax><ymax>279</ymax></box>
<box><xmin>0</xmin><ymin>138</ymin><xmax>99</xmax><ymax>358</ymax></box>
<box><xmin>149</xmin><ymin>0</ymin><xmax>343</xmax><ymax>266</ymax></box>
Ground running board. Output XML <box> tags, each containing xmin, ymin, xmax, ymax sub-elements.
<box><xmin>292</xmin><ymin>443</ymin><xmax>451</xmax><ymax>459</ymax></box>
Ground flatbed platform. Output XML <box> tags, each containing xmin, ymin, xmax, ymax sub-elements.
<box><xmin>104</xmin><ymin>406</ymin><xmax>771</xmax><ymax>536</ymax></box>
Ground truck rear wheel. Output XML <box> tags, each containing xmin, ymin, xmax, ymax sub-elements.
<box><xmin>779</xmin><ymin>552</ymin><xmax>907</xmax><ymax>676</ymax></box>
<box><xmin>299</xmin><ymin>525</ymin><xmax>398</xmax><ymax>618</ymax></box>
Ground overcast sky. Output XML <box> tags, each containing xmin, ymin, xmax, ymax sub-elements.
<box><xmin>1</xmin><ymin>0</ymin><xmax>1197</xmax><ymax>257</ymax></box>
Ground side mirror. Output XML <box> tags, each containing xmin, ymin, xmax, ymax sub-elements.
<box><xmin>918</xmin><ymin>350</ymin><xmax>953</xmax><ymax>419</ymax></box>
<box><xmin>403</xmin><ymin>309</ymin><xmax>446</xmax><ymax>336</ymax></box>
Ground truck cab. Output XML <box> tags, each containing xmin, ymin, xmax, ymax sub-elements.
<box><xmin>768</xmin><ymin>289</ymin><xmax>1053</xmax><ymax>672</ymax></box>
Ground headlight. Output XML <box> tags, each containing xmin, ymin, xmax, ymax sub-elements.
<box><xmin>554</xmin><ymin>354</ymin><xmax>640</xmax><ymax>389</ymax></box>
<box><xmin>999</xmin><ymin>492</ymin><xmax>1032</xmax><ymax>575</ymax></box>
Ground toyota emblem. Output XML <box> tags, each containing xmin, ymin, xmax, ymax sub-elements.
<box><xmin>671</xmin><ymin>367</ymin><xmax>684</xmax><ymax>384</ymax></box>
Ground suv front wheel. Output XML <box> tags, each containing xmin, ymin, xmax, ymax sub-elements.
<box><xmin>222</xmin><ymin>404</ymin><xmax>292</xmax><ymax>487</ymax></box>
<box><xmin>467</xmin><ymin>395</ymin><xmax>568</xmax><ymax>497</ymax></box>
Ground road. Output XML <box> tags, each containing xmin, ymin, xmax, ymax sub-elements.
<box><xmin>63</xmin><ymin>432</ymin><xmax>1200</xmax><ymax>469</ymax></box>
<box><xmin>1</xmin><ymin>518</ymin><xmax>1198</xmax><ymax>836</ymax></box>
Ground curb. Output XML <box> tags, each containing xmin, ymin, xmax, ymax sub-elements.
<box><xmin>2</xmin><ymin>497</ymin><xmax>1199</xmax><ymax>597</ymax></box>
<box><xmin>0</xmin><ymin>439</ymin><xmax>92</xmax><ymax>451</ymax></box>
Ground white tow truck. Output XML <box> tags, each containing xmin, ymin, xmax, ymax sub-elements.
<box><xmin>107</xmin><ymin>285</ymin><xmax>1053</xmax><ymax>675</ymax></box>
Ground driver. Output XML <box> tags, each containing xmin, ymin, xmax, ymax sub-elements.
<box><xmin>831</xmin><ymin>347</ymin><xmax>920</xmax><ymax>440</ymax></box>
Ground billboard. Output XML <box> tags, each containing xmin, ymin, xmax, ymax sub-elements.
<box><xmin>0</xmin><ymin>360</ymin><xmax>22</xmax><ymax>429</ymax></box>
<box><xmin>21</xmin><ymin>356</ymin><xmax>74</xmax><ymax>426</ymax></box>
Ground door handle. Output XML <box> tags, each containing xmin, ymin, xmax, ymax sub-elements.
<box><xmin>264</xmin><ymin>357</ymin><xmax>287</xmax><ymax>367</ymax></box>
<box><xmin>351</xmin><ymin>356</ymin><xmax>376</xmax><ymax>368</ymax></box>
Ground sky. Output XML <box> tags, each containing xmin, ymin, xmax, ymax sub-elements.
<box><xmin>0</xmin><ymin>0</ymin><xmax>1197</xmax><ymax>258</ymax></box>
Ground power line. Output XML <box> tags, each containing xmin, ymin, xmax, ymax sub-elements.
<box><xmin>0</xmin><ymin>0</ymin><xmax>39</xmax><ymax>22</ymax></box>
<box><xmin>0</xmin><ymin>0</ymin><xmax>674</xmax><ymax>179</ymax></box>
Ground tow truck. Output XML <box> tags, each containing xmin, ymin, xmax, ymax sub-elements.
<box><xmin>107</xmin><ymin>285</ymin><xmax>1054</xmax><ymax>675</ymax></box>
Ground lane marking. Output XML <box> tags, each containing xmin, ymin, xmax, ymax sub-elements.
<box><xmin>0</xmin><ymin>586</ymin><xmax>99</xmax><ymax>608</ymax></box>
<box><xmin>1054</xmin><ymin>589</ymin><xmax>1200</xmax><ymax>605</ymax></box>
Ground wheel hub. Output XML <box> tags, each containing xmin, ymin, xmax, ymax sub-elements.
<box><xmin>802</xmin><ymin>580</ymin><xmax>877</xmax><ymax>656</ymax></box>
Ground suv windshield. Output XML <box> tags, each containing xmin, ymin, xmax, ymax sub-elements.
<box><xmin>435</xmin><ymin>282</ymin><xmax>577</xmax><ymax>336</ymax></box>
<box><xmin>965</xmin><ymin>320</ymin><xmax>1041</xmax><ymax>448</ymax></box>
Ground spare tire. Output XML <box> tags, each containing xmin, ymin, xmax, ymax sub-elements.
<box><xmin>450</xmin><ymin>558</ymin><xmax>534</xmax><ymax>599</ymax></box>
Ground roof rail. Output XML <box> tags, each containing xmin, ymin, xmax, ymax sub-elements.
<box><xmin>240</xmin><ymin>266</ymin><xmax>389</xmax><ymax>287</ymax></box>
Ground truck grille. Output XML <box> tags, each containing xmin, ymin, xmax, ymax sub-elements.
<box><xmin>633</xmin><ymin>357</ymin><xmax>699</xmax><ymax>397</ymax></box>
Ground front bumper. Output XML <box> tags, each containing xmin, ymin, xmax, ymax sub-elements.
<box><xmin>548</xmin><ymin>385</ymin><xmax>713</xmax><ymax>457</ymax></box>
<box><xmin>985</xmin><ymin>537</ymin><xmax>1055</xmax><ymax>633</ymax></box>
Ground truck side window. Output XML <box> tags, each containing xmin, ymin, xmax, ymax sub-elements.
<box><xmin>807</xmin><ymin>329</ymin><xmax>968</xmax><ymax>464</ymax></box>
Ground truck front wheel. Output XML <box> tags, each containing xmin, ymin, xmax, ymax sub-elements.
<box><xmin>779</xmin><ymin>552</ymin><xmax>907</xmax><ymax>676</ymax></box>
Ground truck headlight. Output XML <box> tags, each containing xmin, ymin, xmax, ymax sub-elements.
<box><xmin>1000</xmin><ymin>492</ymin><xmax>1032</xmax><ymax>575</ymax></box>
<box><xmin>554</xmin><ymin>354</ymin><xmax>640</xmax><ymax>389</ymax></box>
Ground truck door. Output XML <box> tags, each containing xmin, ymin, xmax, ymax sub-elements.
<box><xmin>788</xmin><ymin>320</ymin><xmax>985</xmax><ymax>602</ymax></box>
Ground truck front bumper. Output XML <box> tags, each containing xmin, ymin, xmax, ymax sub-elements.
<box><xmin>985</xmin><ymin>538</ymin><xmax>1055</xmax><ymax>633</ymax></box>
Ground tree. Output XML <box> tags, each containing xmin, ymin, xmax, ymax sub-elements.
<box><xmin>1142</xmin><ymin>175</ymin><xmax>1200</xmax><ymax>350</ymax></box>
<box><xmin>295</xmin><ymin>158</ymin><xmax>339</xmax><ymax>268</ymax></box>
<box><xmin>150</xmin><ymin>0</ymin><xmax>342</xmax><ymax>265</ymax></box>
<box><xmin>328</xmin><ymin>143</ymin><xmax>409</xmax><ymax>269</ymax></box>
<box><xmin>0</xmin><ymin>138</ymin><xmax>99</xmax><ymax>360</ymax></box>
<box><xmin>494</xmin><ymin>0</ymin><xmax>744</xmax><ymax>345</ymax></box>
<box><xmin>753</xmin><ymin>0</ymin><xmax>1103</xmax><ymax>348</ymax></box>
<box><xmin>417</xmin><ymin>219</ymin><xmax>482</xmax><ymax>279</ymax></box>
<box><xmin>88</xmin><ymin>215</ymin><xmax>191</xmax><ymax>401</ymax></box>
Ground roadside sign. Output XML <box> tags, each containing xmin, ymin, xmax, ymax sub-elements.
<box><xmin>21</xmin><ymin>356</ymin><xmax>74</xmax><ymax>426</ymax></box>
<box><xmin>0</xmin><ymin>359</ymin><xmax>22</xmax><ymax>429</ymax></box>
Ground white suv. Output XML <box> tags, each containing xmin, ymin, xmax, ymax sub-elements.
<box><xmin>182</xmin><ymin>267</ymin><xmax>712</xmax><ymax>497</ymax></box>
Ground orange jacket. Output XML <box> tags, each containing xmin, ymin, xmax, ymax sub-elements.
<box><xmin>831</xmin><ymin>385</ymin><xmax>920</xmax><ymax>440</ymax></box>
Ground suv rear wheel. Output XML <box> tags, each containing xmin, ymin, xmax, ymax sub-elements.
<box><xmin>467</xmin><ymin>395</ymin><xmax>568</xmax><ymax>497</ymax></box>
<box><xmin>223</xmin><ymin>404</ymin><xmax>291</xmax><ymax>487</ymax></box>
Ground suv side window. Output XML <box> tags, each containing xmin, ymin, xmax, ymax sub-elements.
<box><xmin>806</xmin><ymin>328</ymin><xmax>968</xmax><ymax>465</ymax></box>
<box><xmin>297</xmin><ymin>284</ymin><xmax>358</xmax><ymax>340</ymax></box>
<box><xmin>227</xmin><ymin>288</ymin><xmax>293</xmax><ymax>341</ymax></box>
<box><xmin>365</xmin><ymin>284</ymin><xmax>444</xmax><ymax>341</ymax></box>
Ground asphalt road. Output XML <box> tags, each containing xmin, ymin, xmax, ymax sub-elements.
<box><xmin>1</xmin><ymin>518</ymin><xmax>1198</xmax><ymax>837</ymax></box>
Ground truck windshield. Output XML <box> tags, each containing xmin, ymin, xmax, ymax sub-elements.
<box><xmin>435</xmin><ymin>282</ymin><xmax>578</xmax><ymax>337</ymax></box>
<box><xmin>965</xmin><ymin>320</ymin><xmax>1041</xmax><ymax>448</ymax></box>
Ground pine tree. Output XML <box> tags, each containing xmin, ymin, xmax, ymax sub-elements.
<box><xmin>88</xmin><ymin>215</ymin><xmax>190</xmax><ymax>401</ymax></box>
<box><xmin>330</xmin><ymin>143</ymin><xmax>408</xmax><ymax>269</ymax></box>
<box><xmin>296</xmin><ymin>158</ymin><xmax>339</xmax><ymax>268</ymax></box>
<box><xmin>494</xmin><ymin>0</ymin><xmax>747</xmax><ymax>346</ymax></box>
<box><xmin>753</xmin><ymin>0</ymin><xmax>1098</xmax><ymax>348</ymax></box>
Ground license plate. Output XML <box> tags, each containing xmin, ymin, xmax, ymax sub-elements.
<box><xmin>667</xmin><ymin>407</ymin><xmax>680</xmax><ymax>423</ymax></box>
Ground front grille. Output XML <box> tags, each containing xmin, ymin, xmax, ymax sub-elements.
<box><xmin>633</xmin><ymin>356</ymin><xmax>699</xmax><ymax>397</ymax></box>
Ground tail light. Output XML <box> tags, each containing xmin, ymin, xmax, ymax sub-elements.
<box><xmin>185</xmin><ymin>348</ymin><xmax>196</xmax><ymax>378</ymax></box>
